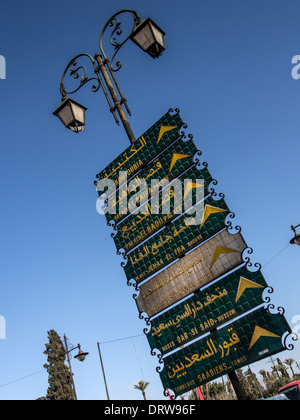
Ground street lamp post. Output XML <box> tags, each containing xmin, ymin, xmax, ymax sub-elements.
<box><xmin>290</xmin><ymin>224</ymin><xmax>300</xmax><ymax>246</ymax></box>
<box><xmin>97</xmin><ymin>341</ymin><xmax>110</xmax><ymax>400</ymax></box>
<box><xmin>53</xmin><ymin>9</ymin><xmax>166</xmax><ymax>144</ymax></box>
<box><xmin>63</xmin><ymin>335</ymin><xmax>89</xmax><ymax>401</ymax></box>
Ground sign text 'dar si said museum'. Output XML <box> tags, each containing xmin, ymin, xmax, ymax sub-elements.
<box><xmin>95</xmin><ymin>109</ymin><xmax>293</xmax><ymax>398</ymax></box>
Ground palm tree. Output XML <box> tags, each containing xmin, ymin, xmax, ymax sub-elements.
<box><xmin>271</xmin><ymin>364</ymin><xmax>281</xmax><ymax>380</ymax></box>
<box><xmin>134</xmin><ymin>380</ymin><xmax>150</xmax><ymax>400</ymax></box>
<box><xmin>284</xmin><ymin>358</ymin><xmax>296</xmax><ymax>378</ymax></box>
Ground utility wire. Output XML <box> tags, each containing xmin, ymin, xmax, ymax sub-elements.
<box><xmin>0</xmin><ymin>243</ymin><xmax>291</xmax><ymax>390</ymax></box>
<box><xmin>0</xmin><ymin>369</ymin><xmax>45</xmax><ymax>389</ymax></box>
<box><xmin>262</xmin><ymin>243</ymin><xmax>290</xmax><ymax>268</ymax></box>
<box><xmin>0</xmin><ymin>333</ymin><xmax>145</xmax><ymax>390</ymax></box>
<box><xmin>99</xmin><ymin>333</ymin><xmax>144</xmax><ymax>345</ymax></box>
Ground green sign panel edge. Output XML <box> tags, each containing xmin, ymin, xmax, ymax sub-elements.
<box><xmin>135</xmin><ymin>229</ymin><xmax>248</xmax><ymax>318</ymax></box>
<box><xmin>114</xmin><ymin>164</ymin><xmax>213</xmax><ymax>254</ymax></box>
<box><xmin>124</xmin><ymin>194</ymin><xmax>230</xmax><ymax>284</ymax></box>
<box><xmin>104</xmin><ymin>136</ymin><xmax>199</xmax><ymax>226</ymax></box>
<box><xmin>159</xmin><ymin>306</ymin><xmax>292</xmax><ymax>398</ymax></box>
<box><xmin>95</xmin><ymin>110</ymin><xmax>184</xmax><ymax>195</ymax></box>
<box><xmin>146</xmin><ymin>265</ymin><xmax>269</xmax><ymax>356</ymax></box>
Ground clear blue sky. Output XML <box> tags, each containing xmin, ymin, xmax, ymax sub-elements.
<box><xmin>0</xmin><ymin>0</ymin><xmax>299</xmax><ymax>400</ymax></box>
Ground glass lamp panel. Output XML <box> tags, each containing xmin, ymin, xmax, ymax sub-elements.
<box><xmin>71</xmin><ymin>103</ymin><xmax>85</xmax><ymax>125</ymax></box>
<box><xmin>294</xmin><ymin>235</ymin><xmax>300</xmax><ymax>246</ymax></box>
<box><xmin>58</xmin><ymin>103</ymin><xmax>74</xmax><ymax>128</ymax></box>
<box><xmin>150</xmin><ymin>23</ymin><xmax>165</xmax><ymax>48</ymax></box>
<box><xmin>132</xmin><ymin>22</ymin><xmax>154</xmax><ymax>51</ymax></box>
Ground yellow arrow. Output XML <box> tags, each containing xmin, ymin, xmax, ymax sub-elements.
<box><xmin>248</xmin><ymin>325</ymin><xmax>280</xmax><ymax>351</ymax></box>
<box><xmin>183</xmin><ymin>180</ymin><xmax>204</xmax><ymax>201</ymax></box>
<box><xmin>235</xmin><ymin>277</ymin><xmax>264</xmax><ymax>303</ymax></box>
<box><xmin>157</xmin><ymin>126</ymin><xmax>177</xmax><ymax>144</ymax></box>
<box><xmin>168</xmin><ymin>153</ymin><xmax>191</xmax><ymax>174</ymax></box>
<box><xmin>210</xmin><ymin>246</ymin><xmax>238</xmax><ymax>268</ymax></box>
<box><xmin>200</xmin><ymin>205</ymin><xmax>227</xmax><ymax>229</ymax></box>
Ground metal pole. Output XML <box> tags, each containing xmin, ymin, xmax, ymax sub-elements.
<box><xmin>227</xmin><ymin>370</ymin><xmax>247</xmax><ymax>400</ymax></box>
<box><xmin>64</xmin><ymin>334</ymin><xmax>78</xmax><ymax>401</ymax></box>
<box><xmin>97</xmin><ymin>342</ymin><xmax>110</xmax><ymax>400</ymax></box>
<box><xmin>95</xmin><ymin>53</ymin><xmax>136</xmax><ymax>145</ymax></box>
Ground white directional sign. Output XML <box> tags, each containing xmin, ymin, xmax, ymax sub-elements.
<box><xmin>135</xmin><ymin>229</ymin><xmax>248</xmax><ymax>318</ymax></box>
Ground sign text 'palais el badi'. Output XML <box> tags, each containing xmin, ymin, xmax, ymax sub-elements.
<box><xmin>95</xmin><ymin>109</ymin><xmax>294</xmax><ymax>398</ymax></box>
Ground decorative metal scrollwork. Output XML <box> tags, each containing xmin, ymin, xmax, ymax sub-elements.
<box><xmin>168</xmin><ymin>107</ymin><xmax>180</xmax><ymax>115</ymax></box>
<box><xmin>99</xmin><ymin>9</ymin><xmax>141</xmax><ymax>73</ymax></box>
<box><xmin>225</xmin><ymin>212</ymin><xmax>242</xmax><ymax>234</ymax></box>
<box><xmin>127</xmin><ymin>277</ymin><xmax>139</xmax><ymax>293</ymax></box>
<box><xmin>266</xmin><ymin>303</ymin><xmax>285</xmax><ymax>316</ymax></box>
<box><xmin>138</xmin><ymin>312</ymin><xmax>151</xmax><ymax>333</ymax></box>
<box><xmin>60</xmin><ymin>53</ymin><xmax>102</xmax><ymax>98</ymax></box>
<box><xmin>193</xmin><ymin>150</ymin><xmax>202</xmax><ymax>166</ymax></box>
<box><xmin>208</xmin><ymin>178</ymin><xmax>225</xmax><ymax>201</ymax></box>
<box><xmin>283</xmin><ymin>331</ymin><xmax>298</xmax><ymax>351</ymax></box>
<box><xmin>59</xmin><ymin>52</ymin><xmax>120</xmax><ymax>124</ymax></box>
<box><xmin>120</xmin><ymin>254</ymin><xmax>128</xmax><ymax>268</ymax></box>
<box><xmin>242</xmin><ymin>247</ymin><xmax>262</xmax><ymax>271</ymax></box>
<box><xmin>143</xmin><ymin>320</ymin><xmax>152</xmax><ymax>335</ymax></box>
<box><xmin>264</xmin><ymin>305</ymin><xmax>298</xmax><ymax>350</ymax></box>
<box><xmin>164</xmin><ymin>389</ymin><xmax>175</xmax><ymax>400</ymax></box>
<box><xmin>179</xmin><ymin>123</ymin><xmax>188</xmax><ymax>139</ymax></box>
<box><xmin>262</xmin><ymin>286</ymin><xmax>274</xmax><ymax>304</ymax></box>
<box><xmin>116</xmin><ymin>247</ymin><xmax>126</xmax><ymax>257</ymax></box>
<box><xmin>110</xmin><ymin>224</ymin><xmax>118</xmax><ymax>238</ymax></box>
<box><xmin>151</xmin><ymin>349</ymin><xmax>164</xmax><ymax>373</ymax></box>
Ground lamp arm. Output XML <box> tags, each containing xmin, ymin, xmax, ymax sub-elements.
<box><xmin>65</xmin><ymin>344</ymin><xmax>80</xmax><ymax>355</ymax></box>
<box><xmin>59</xmin><ymin>344</ymin><xmax>80</xmax><ymax>358</ymax></box>
<box><xmin>98</xmin><ymin>10</ymin><xmax>141</xmax><ymax>120</ymax></box>
<box><xmin>60</xmin><ymin>53</ymin><xmax>102</xmax><ymax>97</ymax></box>
<box><xmin>99</xmin><ymin>9</ymin><xmax>141</xmax><ymax>72</ymax></box>
<box><xmin>59</xmin><ymin>53</ymin><xmax>119</xmax><ymax>124</ymax></box>
<box><xmin>291</xmin><ymin>224</ymin><xmax>300</xmax><ymax>233</ymax></box>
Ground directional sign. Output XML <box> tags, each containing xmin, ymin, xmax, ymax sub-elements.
<box><xmin>104</xmin><ymin>137</ymin><xmax>199</xmax><ymax>226</ymax></box>
<box><xmin>135</xmin><ymin>229</ymin><xmax>247</xmax><ymax>318</ymax></box>
<box><xmin>146</xmin><ymin>266</ymin><xmax>268</xmax><ymax>356</ymax></box>
<box><xmin>113</xmin><ymin>164</ymin><xmax>213</xmax><ymax>254</ymax></box>
<box><xmin>95</xmin><ymin>108</ymin><xmax>293</xmax><ymax>402</ymax></box>
<box><xmin>95</xmin><ymin>111</ymin><xmax>184</xmax><ymax>195</ymax></box>
<box><xmin>159</xmin><ymin>306</ymin><xmax>292</xmax><ymax>398</ymax></box>
<box><xmin>124</xmin><ymin>195</ymin><xmax>230</xmax><ymax>284</ymax></box>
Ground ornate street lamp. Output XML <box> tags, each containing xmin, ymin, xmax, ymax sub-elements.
<box><xmin>53</xmin><ymin>10</ymin><xmax>166</xmax><ymax>144</ymax></box>
<box><xmin>53</xmin><ymin>96</ymin><xmax>87</xmax><ymax>132</ymax></box>
<box><xmin>129</xmin><ymin>18</ymin><xmax>165</xmax><ymax>58</ymax></box>
<box><xmin>63</xmin><ymin>335</ymin><xmax>89</xmax><ymax>400</ymax></box>
<box><xmin>290</xmin><ymin>224</ymin><xmax>300</xmax><ymax>246</ymax></box>
<box><xmin>74</xmin><ymin>344</ymin><xmax>89</xmax><ymax>362</ymax></box>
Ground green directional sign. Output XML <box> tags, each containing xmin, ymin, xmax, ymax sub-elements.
<box><xmin>135</xmin><ymin>229</ymin><xmax>247</xmax><ymax>317</ymax></box>
<box><xmin>95</xmin><ymin>110</ymin><xmax>184</xmax><ymax>195</ymax></box>
<box><xmin>124</xmin><ymin>195</ymin><xmax>230</xmax><ymax>284</ymax></box>
<box><xmin>104</xmin><ymin>137</ymin><xmax>199</xmax><ymax>226</ymax></box>
<box><xmin>114</xmin><ymin>164</ymin><xmax>213</xmax><ymax>254</ymax></box>
<box><xmin>159</xmin><ymin>306</ymin><xmax>292</xmax><ymax>398</ymax></box>
<box><xmin>146</xmin><ymin>266</ymin><xmax>268</xmax><ymax>356</ymax></box>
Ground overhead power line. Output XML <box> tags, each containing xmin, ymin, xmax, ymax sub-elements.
<box><xmin>0</xmin><ymin>369</ymin><xmax>45</xmax><ymax>389</ymax></box>
<box><xmin>0</xmin><ymin>243</ymin><xmax>291</xmax><ymax>391</ymax></box>
<box><xmin>99</xmin><ymin>333</ymin><xmax>144</xmax><ymax>345</ymax></box>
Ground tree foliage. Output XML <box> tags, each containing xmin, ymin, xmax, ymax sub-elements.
<box><xmin>134</xmin><ymin>380</ymin><xmax>150</xmax><ymax>400</ymax></box>
<box><xmin>43</xmin><ymin>330</ymin><xmax>75</xmax><ymax>400</ymax></box>
<box><xmin>187</xmin><ymin>358</ymin><xmax>300</xmax><ymax>400</ymax></box>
